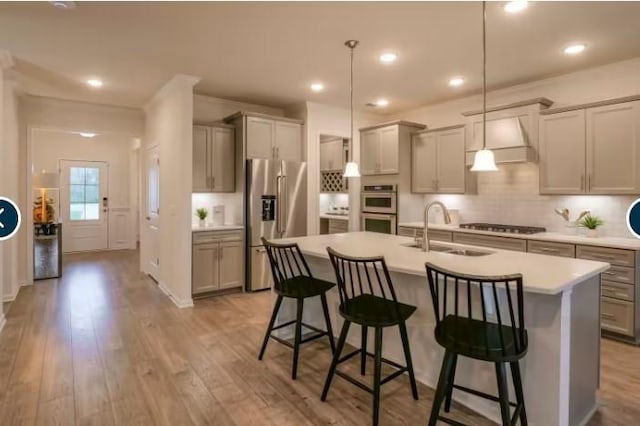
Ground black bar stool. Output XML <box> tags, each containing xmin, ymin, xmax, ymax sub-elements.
<box><xmin>321</xmin><ymin>247</ymin><xmax>418</xmax><ymax>426</ymax></box>
<box><xmin>258</xmin><ymin>237</ymin><xmax>336</xmax><ymax>380</ymax></box>
<box><xmin>425</xmin><ymin>262</ymin><xmax>528</xmax><ymax>426</ymax></box>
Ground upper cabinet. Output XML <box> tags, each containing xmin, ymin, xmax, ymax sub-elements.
<box><xmin>320</xmin><ymin>138</ymin><xmax>345</xmax><ymax>171</ymax></box>
<box><xmin>539</xmin><ymin>99</ymin><xmax>640</xmax><ymax>195</ymax></box>
<box><xmin>360</xmin><ymin>121</ymin><xmax>426</xmax><ymax>176</ymax></box>
<box><xmin>229</xmin><ymin>112</ymin><xmax>304</xmax><ymax>162</ymax></box>
<box><xmin>411</xmin><ymin>125</ymin><xmax>466</xmax><ymax>194</ymax></box>
<box><xmin>192</xmin><ymin>124</ymin><xmax>235</xmax><ymax>193</ymax></box>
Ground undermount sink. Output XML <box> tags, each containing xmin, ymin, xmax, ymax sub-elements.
<box><xmin>401</xmin><ymin>242</ymin><xmax>493</xmax><ymax>257</ymax></box>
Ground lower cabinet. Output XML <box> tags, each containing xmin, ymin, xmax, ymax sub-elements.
<box><xmin>192</xmin><ymin>231</ymin><xmax>243</xmax><ymax>295</ymax></box>
<box><xmin>397</xmin><ymin>226</ymin><xmax>453</xmax><ymax>242</ymax></box>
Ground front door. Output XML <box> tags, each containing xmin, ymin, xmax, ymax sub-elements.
<box><xmin>60</xmin><ymin>160</ymin><xmax>109</xmax><ymax>252</ymax></box>
<box><xmin>143</xmin><ymin>146</ymin><xmax>160</xmax><ymax>280</ymax></box>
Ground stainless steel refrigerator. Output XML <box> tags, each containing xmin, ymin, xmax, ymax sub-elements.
<box><xmin>246</xmin><ymin>159</ymin><xmax>307</xmax><ymax>291</ymax></box>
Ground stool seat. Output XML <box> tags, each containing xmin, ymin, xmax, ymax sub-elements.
<box><xmin>276</xmin><ymin>276</ymin><xmax>335</xmax><ymax>299</ymax></box>
<box><xmin>435</xmin><ymin>315</ymin><xmax>528</xmax><ymax>363</ymax></box>
<box><xmin>341</xmin><ymin>294</ymin><xmax>416</xmax><ymax>327</ymax></box>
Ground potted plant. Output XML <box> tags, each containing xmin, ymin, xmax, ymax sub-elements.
<box><xmin>195</xmin><ymin>208</ymin><xmax>208</xmax><ymax>228</ymax></box>
<box><xmin>578</xmin><ymin>214</ymin><xmax>604</xmax><ymax>237</ymax></box>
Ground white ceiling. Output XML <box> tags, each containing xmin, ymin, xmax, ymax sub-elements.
<box><xmin>2</xmin><ymin>2</ymin><xmax>640</xmax><ymax>114</ymax></box>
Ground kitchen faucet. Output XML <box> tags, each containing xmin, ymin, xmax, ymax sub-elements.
<box><xmin>423</xmin><ymin>201</ymin><xmax>452</xmax><ymax>251</ymax></box>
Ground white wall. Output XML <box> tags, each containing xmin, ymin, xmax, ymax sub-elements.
<box><xmin>19</xmin><ymin>95</ymin><xmax>144</xmax><ymax>284</ymax></box>
<box><xmin>144</xmin><ymin>75</ymin><xmax>199</xmax><ymax>308</ymax></box>
<box><xmin>31</xmin><ymin>129</ymin><xmax>137</xmax><ymax>251</ymax></box>
<box><xmin>388</xmin><ymin>57</ymin><xmax>640</xmax><ymax>237</ymax></box>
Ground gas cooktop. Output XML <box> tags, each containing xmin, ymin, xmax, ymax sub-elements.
<box><xmin>459</xmin><ymin>223</ymin><xmax>546</xmax><ymax>235</ymax></box>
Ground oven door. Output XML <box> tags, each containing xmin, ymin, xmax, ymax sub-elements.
<box><xmin>361</xmin><ymin>213</ymin><xmax>397</xmax><ymax>235</ymax></box>
<box><xmin>361</xmin><ymin>192</ymin><xmax>397</xmax><ymax>214</ymax></box>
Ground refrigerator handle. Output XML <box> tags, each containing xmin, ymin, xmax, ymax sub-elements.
<box><xmin>281</xmin><ymin>176</ymin><xmax>288</xmax><ymax>235</ymax></box>
<box><xmin>276</xmin><ymin>175</ymin><xmax>283</xmax><ymax>234</ymax></box>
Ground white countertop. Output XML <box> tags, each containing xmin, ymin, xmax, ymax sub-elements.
<box><xmin>280</xmin><ymin>232</ymin><xmax>609</xmax><ymax>295</ymax></box>
<box><xmin>192</xmin><ymin>224</ymin><xmax>244</xmax><ymax>232</ymax></box>
<box><xmin>319</xmin><ymin>213</ymin><xmax>349</xmax><ymax>221</ymax></box>
<box><xmin>399</xmin><ymin>222</ymin><xmax>640</xmax><ymax>251</ymax></box>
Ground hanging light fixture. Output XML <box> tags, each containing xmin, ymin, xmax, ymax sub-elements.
<box><xmin>343</xmin><ymin>39</ymin><xmax>361</xmax><ymax>178</ymax></box>
<box><xmin>471</xmin><ymin>1</ymin><xmax>499</xmax><ymax>172</ymax></box>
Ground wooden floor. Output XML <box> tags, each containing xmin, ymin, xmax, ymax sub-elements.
<box><xmin>0</xmin><ymin>250</ymin><xmax>638</xmax><ymax>426</ymax></box>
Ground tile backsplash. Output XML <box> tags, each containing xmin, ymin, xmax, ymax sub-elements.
<box><xmin>319</xmin><ymin>193</ymin><xmax>349</xmax><ymax>213</ymax></box>
<box><xmin>192</xmin><ymin>193</ymin><xmax>243</xmax><ymax>226</ymax></box>
<box><xmin>402</xmin><ymin>163</ymin><xmax>637</xmax><ymax>238</ymax></box>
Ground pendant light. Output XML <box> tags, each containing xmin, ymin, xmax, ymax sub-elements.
<box><xmin>471</xmin><ymin>1</ymin><xmax>499</xmax><ymax>172</ymax></box>
<box><xmin>343</xmin><ymin>39</ymin><xmax>361</xmax><ymax>178</ymax></box>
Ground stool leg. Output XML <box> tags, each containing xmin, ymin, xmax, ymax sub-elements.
<box><xmin>361</xmin><ymin>325</ymin><xmax>368</xmax><ymax>375</ymax></box>
<box><xmin>372</xmin><ymin>327</ymin><xmax>383</xmax><ymax>426</ymax></box>
<box><xmin>398</xmin><ymin>321</ymin><xmax>418</xmax><ymax>400</ymax></box>
<box><xmin>495</xmin><ymin>362</ymin><xmax>511</xmax><ymax>426</ymax></box>
<box><xmin>291</xmin><ymin>298</ymin><xmax>304</xmax><ymax>380</ymax></box>
<box><xmin>320</xmin><ymin>293</ymin><xmax>336</xmax><ymax>354</ymax></box>
<box><xmin>321</xmin><ymin>320</ymin><xmax>351</xmax><ymax>401</ymax></box>
<box><xmin>258</xmin><ymin>295</ymin><xmax>283</xmax><ymax>360</ymax></box>
<box><xmin>511</xmin><ymin>361</ymin><xmax>528</xmax><ymax>425</ymax></box>
<box><xmin>428</xmin><ymin>350</ymin><xmax>455</xmax><ymax>426</ymax></box>
<box><xmin>444</xmin><ymin>354</ymin><xmax>457</xmax><ymax>412</ymax></box>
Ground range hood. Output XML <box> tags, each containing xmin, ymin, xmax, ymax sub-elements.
<box><xmin>463</xmin><ymin>97</ymin><xmax>553</xmax><ymax>166</ymax></box>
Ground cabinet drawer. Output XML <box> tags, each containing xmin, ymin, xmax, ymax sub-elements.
<box><xmin>527</xmin><ymin>240</ymin><xmax>575</xmax><ymax>258</ymax></box>
<box><xmin>398</xmin><ymin>227</ymin><xmax>417</xmax><ymax>237</ymax></box>
<box><xmin>328</xmin><ymin>220</ymin><xmax>348</xmax><ymax>234</ymax></box>
<box><xmin>601</xmin><ymin>296</ymin><xmax>635</xmax><ymax>337</ymax></box>
<box><xmin>576</xmin><ymin>245</ymin><xmax>635</xmax><ymax>267</ymax></box>
<box><xmin>397</xmin><ymin>227</ymin><xmax>452</xmax><ymax>242</ymax></box>
<box><xmin>600</xmin><ymin>265</ymin><xmax>635</xmax><ymax>285</ymax></box>
<box><xmin>602</xmin><ymin>280</ymin><xmax>634</xmax><ymax>302</ymax></box>
<box><xmin>193</xmin><ymin>230</ymin><xmax>242</xmax><ymax>244</ymax></box>
<box><xmin>453</xmin><ymin>233</ymin><xmax>527</xmax><ymax>252</ymax></box>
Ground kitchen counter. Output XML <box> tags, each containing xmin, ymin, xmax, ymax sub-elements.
<box><xmin>192</xmin><ymin>224</ymin><xmax>244</xmax><ymax>232</ymax></box>
<box><xmin>399</xmin><ymin>221</ymin><xmax>640</xmax><ymax>250</ymax></box>
<box><xmin>319</xmin><ymin>213</ymin><xmax>349</xmax><ymax>221</ymax></box>
<box><xmin>275</xmin><ymin>232</ymin><xmax>605</xmax><ymax>425</ymax></box>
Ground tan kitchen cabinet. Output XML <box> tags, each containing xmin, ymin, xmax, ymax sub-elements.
<box><xmin>192</xmin><ymin>230</ymin><xmax>243</xmax><ymax>295</ymax></box>
<box><xmin>412</xmin><ymin>125</ymin><xmax>466</xmax><ymax>194</ymax></box>
<box><xmin>360</xmin><ymin>121</ymin><xmax>426</xmax><ymax>176</ymax></box>
<box><xmin>192</xmin><ymin>124</ymin><xmax>235</xmax><ymax>193</ymax></box>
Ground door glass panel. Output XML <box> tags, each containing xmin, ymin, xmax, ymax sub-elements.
<box><xmin>69</xmin><ymin>166</ymin><xmax>100</xmax><ymax>221</ymax></box>
<box><xmin>365</xmin><ymin>197</ymin><xmax>392</xmax><ymax>208</ymax></box>
<box><xmin>364</xmin><ymin>218</ymin><xmax>391</xmax><ymax>234</ymax></box>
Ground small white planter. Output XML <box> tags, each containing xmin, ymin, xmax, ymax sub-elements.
<box><xmin>586</xmin><ymin>228</ymin><xmax>599</xmax><ymax>238</ymax></box>
<box><xmin>199</xmin><ymin>219</ymin><xmax>206</xmax><ymax>228</ymax></box>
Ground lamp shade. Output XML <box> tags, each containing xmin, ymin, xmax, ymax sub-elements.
<box><xmin>470</xmin><ymin>149</ymin><xmax>498</xmax><ymax>172</ymax></box>
<box><xmin>33</xmin><ymin>172</ymin><xmax>60</xmax><ymax>188</ymax></box>
<box><xmin>343</xmin><ymin>161</ymin><xmax>361</xmax><ymax>178</ymax></box>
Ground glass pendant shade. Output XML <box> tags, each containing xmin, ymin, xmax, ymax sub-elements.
<box><xmin>343</xmin><ymin>161</ymin><xmax>361</xmax><ymax>178</ymax></box>
<box><xmin>470</xmin><ymin>148</ymin><xmax>498</xmax><ymax>172</ymax></box>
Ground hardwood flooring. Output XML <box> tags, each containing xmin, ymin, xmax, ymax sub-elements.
<box><xmin>0</xmin><ymin>249</ymin><xmax>638</xmax><ymax>425</ymax></box>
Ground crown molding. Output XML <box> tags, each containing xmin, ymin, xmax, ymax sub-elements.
<box><xmin>0</xmin><ymin>50</ymin><xmax>14</xmax><ymax>70</ymax></box>
<box><xmin>144</xmin><ymin>74</ymin><xmax>201</xmax><ymax>112</ymax></box>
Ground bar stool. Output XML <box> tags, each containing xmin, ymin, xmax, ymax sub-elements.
<box><xmin>321</xmin><ymin>247</ymin><xmax>419</xmax><ymax>426</ymax></box>
<box><xmin>425</xmin><ymin>262</ymin><xmax>528</xmax><ymax>426</ymax></box>
<box><xmin>258</xmin><ymin>237</ymin><xmax>336</xmax><ymax>380</ymax></box>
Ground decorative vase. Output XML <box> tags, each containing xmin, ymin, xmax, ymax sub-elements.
<box><xmin>199</xmin><ymin>219</ymin><xmax>206</xmax><ymax>228</ymax></box>
<box><xmin>586</xmin><ymin>228</ymin><xmax>599</xmax><ymax>238</ymax></box>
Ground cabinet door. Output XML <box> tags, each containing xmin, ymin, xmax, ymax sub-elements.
<box><xmin>192</xmin><ymin>243</ymin><xmax>219</xmax><ymax>294</ymax></box>
<box><xmin>319</xmin><ymin>142</ymin><xmax>331</xmax><ymax>171</ymax></box>
<box><xmin>211</xmin><ymin>127</ymin><xmax>235</xmax><ymax>192</ymax></box>
<box><xmin>192</xmin><ymin>126</ymin><xmax>210</xmax><ymax>192</ymax></box>
<box><xmin>275</xmin><ymin>121</ymin><xmax>302</xmax><ymax>161</ymax></box>
<box><xmin>539</xmin><ymin>110</ymin><xmax>586</xmax><ymax>194</ymax></box>
<box><xmin>587</xmin><ymin>101</ymin><xmax>640</xmax><ymax>194</ymax></box>
<box><xmin>379</xmin><ymin>126</ymin><xmax>399</xmax><ymax>174</ymax></box>
<box><xmin>412</xmin><ymin>132</ymin><xmax>437</xmax><ymax>193</ymax></box>
<box><xmin>328</xmin><ymin>139</ymin><xmax>344</xmax><ymax>171</ymax></box>
<box><xmin>360</xmin><ymin>130</ymin><xmax>379</xmax><ymax>175</ymax></box>
<box><xmin>246</xmin><ymin>117</ymin><xmax>275</xmax><ymax>159</ymax></box>
<box><xmin>436</xmin><ymin>128</ymin><xmax>466</xmax><ymax>193</ymax></box>
<box><xmin>218</xmin><ymin>241</ymin><xmax>243</xmax><ymax>289</ymax></box>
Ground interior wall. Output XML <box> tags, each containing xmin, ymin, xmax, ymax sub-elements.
<box><xmin>144</xmin><ymin>75</ymin><xmax>198</xmax><ymax>308</ymax></box>
<box><xmin>19</xmin><ymin>95</ymin><xmax>144</xmax><ymax>284</ymax></box>
<box><xmin>387</xmin><ymin>57</ymin><xmax>640</xmax><ymax>237</ymax></box>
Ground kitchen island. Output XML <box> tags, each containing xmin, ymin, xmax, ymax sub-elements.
<box><xmin>276</xmin><ymin>232</ymin><xmax>609</xmax><ymax>426</ymax></box>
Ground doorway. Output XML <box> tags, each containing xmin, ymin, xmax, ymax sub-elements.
<box><xmin>59</xmin><ymin>160</ymin><xmax>109</xmax><ymax>252</ymax></box>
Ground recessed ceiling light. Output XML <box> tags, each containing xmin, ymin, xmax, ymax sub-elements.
<box><xmin>504</xmin><ymin>1</ymin><xmax>528</xmax><ymax>13</ymax></box>
<box><xmin>50</xmin><ymin>1</ymin><xmax>76</xmax><ymax>10</ymax></box>
<box><xmin>375</xmin><ymin>98</ymin><xmax>389</xmax><ymax>107</ymax></box>
<box><xmin>310</xmin><ymin>82</ymin><xmax>324</xmax><ymax>92</ymax></box>
<box><xmin>564</xmin><ymin>44</ymin><xmax>586</xmax><ymax>55</ymax></box>
<box><xmin>379</xmin><ymin>53</ymin><xmax>398</xmax><ymax>64</ymax></box>
<box><xmin>86</xmin><ymin>78</ymin><xmax>103</xmax><ymax>88</ymax></box>
<box><xmin>448</xmin><ymin>77</ymin><xmax>465</xmax><ymax>87</ymax></box>
<box><xmin>78</xmin><ymin>132</ymin><xmax>97</xmax><ymax>138</ymax></box>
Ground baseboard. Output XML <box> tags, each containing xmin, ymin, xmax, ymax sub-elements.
<box><xmin>0</xmin><ymin>314</ymin><xmax>6</xmax><ymax>334</ymax></box>
<box><xmin>158</xmin><ymin>281</ymin><xmax>194</xmax><ymax>309</ymax></box>
<box><xmin>2</xmin><ymin>284</ymin><xmax>21</xmax><ymax>302</ymax></box>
